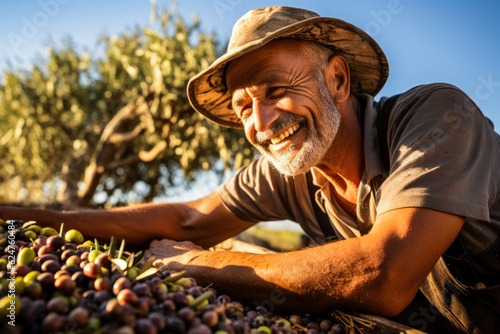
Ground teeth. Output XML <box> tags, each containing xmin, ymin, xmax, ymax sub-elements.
<box><xmin>270</xmin><ymin>123</ymin><xmax>301</xmax><ymax>145</ymax></box>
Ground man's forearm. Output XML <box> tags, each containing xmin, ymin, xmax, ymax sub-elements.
<box><xmin>0</xmin><ymin>192</ymin><xmax>254</xmax><ymax>248</ymax></box>
<box><xmin>169</xmin><ymin>236</ymin><xmax>396</xmax><ymax>316</ymax></box>
<box><xmin>0</xmin><ymin>203</ymin><xmax>186</xmax><ymax>246</ymax></box>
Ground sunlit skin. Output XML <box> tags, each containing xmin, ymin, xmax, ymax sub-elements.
<box><xmin>0</xmin><ymin>39</ymin><xmax>465</xmax><ymax>317</ymax></box>
<box><xmin>225</xmin><ymin>39</ymin><xmax>363</xmax><ymax>213</ymax></box>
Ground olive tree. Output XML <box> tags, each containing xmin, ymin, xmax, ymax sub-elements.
<box><xmin>0</xmin><ymin>8</ymin><xmax>256</xmax><ymax>207</ymax></box>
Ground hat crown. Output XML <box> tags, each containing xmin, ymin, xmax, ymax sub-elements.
<box><xmin>228</xmin><ymin>6</ymin><xmax>319</xmax><ymax>51</ymax></box>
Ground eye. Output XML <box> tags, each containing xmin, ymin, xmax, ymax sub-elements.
<box><xmin>239</xmin><ymin>104</ymin><xmax>253</xmax><ymax>123</ymax></box>
<box><xmin>268</xmin><ymin>86</ymin><xmax>287</xmax><ymax>99</ymax></box>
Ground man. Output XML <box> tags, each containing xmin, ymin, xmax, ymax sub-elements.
<box><xmin>2</xmin><ymin>6</ymin><xmax>499</xmax><ymax>333</ymax></box>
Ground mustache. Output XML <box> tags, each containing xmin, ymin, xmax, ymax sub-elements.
<box><xmin>254</xmin><ymin>113</ymin><xmax>306</xmax><ymax>145</ymax></box>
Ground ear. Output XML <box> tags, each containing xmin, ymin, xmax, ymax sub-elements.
<box><xmin>325</xmin><ymin>54</ymin><xmax>351</xmax><ymax>103</ymax></box>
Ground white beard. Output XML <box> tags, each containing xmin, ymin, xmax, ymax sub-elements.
<box><xmin>259</xmin><ymin>79</ymin><xmax>341</xmax><ymax>176</ymax></box>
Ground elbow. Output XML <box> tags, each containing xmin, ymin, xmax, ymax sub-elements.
<box><xmin>370</xmin><ymin>268</ymin><xmax>420</xmax><ymax>317</ymax></box>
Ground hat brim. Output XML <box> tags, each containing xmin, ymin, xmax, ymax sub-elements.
<box><xmin>187</xmin><ymin>16</ymin><xmax>389</xmax><ymax>128</ymax></box>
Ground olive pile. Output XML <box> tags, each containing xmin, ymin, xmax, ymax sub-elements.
<box><xmin>0</xmin><ymin>219</ymin><xmax>347</xmax><ymax>334</ymax></box>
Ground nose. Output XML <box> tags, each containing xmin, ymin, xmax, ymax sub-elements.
<box><xmin>253</xmin><ymin>98</ymin><xmax>280</xmax><ymax>132</ymax></box>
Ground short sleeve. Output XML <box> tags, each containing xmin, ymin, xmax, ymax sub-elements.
<box><xmin>216</xmin><ymin>156</ymin><xmax>296</xmax><ymax>223</ymax></box>
<box><xmin>376</xmin><ymin>84</ymin><xmax>500</xmax><ymax>222</ymax></box>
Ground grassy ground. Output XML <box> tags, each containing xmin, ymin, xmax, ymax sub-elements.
<box><xmin>237</xmin><ymin>224</ymin><xmax>308</xmax><ymax>252</ymax></box>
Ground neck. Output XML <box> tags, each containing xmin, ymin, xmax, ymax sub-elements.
<box><xmin>315</xmin><ymin>95</ymin><xmax>364</xmax><ymax>206</ymax></box>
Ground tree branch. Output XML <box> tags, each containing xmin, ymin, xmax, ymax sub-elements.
<box><xmin>103</xmin><ymin>139</ymin><xmax>168</xmax><ymax>171</ymax></box>
<box><xmin>108</xmin><ymin>122</ymin><xmax>146</xmax><ymax>144</ymax></box>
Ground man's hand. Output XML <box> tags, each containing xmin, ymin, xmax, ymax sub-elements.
<box><xmin>145</xmin><ymin>239</ymin><xmax>204</xmax><ymax>270</ymax></box>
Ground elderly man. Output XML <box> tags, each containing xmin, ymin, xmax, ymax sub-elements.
<box><xmin>2</xmin><ymin>6</ymin><xmax>499</xmax><ymax>333</ymax></box>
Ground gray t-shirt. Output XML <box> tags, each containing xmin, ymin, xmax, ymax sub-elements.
<box><xmin>217</xmin><ymin>83</ymin><xmax>500</xmax><ymax>264</ymax></box>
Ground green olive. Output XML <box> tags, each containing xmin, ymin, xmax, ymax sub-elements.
<box><xmin>40</xmin><ymin>227</ymin><xmax>59</xmax><ymax>237</ymax></box>
<box><xmin>25</xmin><ymin>224</ymin><xmax>42</xmax><ymax>234</ymax></box>
<box><xmin>23</xmin><ymin>270</ymin><xmax>41</xmax><ymax>284</ymax></box>
<box><xmin>0</xmin><ymin>295</ymin><xmax>22</xmax><ymax>317</ymax></box>
<box><xmin>126</xmin><ymin>267</ymin><xmax>140</xmax><ymax>280</ymax></box>
<box><xmin>65</xmin><ymin>229</ymin><xmax>84</xmax><ymax>244</ymax></box>
<box><xmin>23</xmin><ymin>230</ymin><xmax>37</xmax><ymax>241</ymax></box>
<box><xmin>17</xmin><ymin>247</ymin><xmax>36</xmax><ymax>266</ymax></box>
<box><xmin>0</xmin><ymin>258</ymin><xmax>7</xmax><ymax>270</ymax></box>
<box><xmin>88</xmin><ymin>250</ymin><xmax>103</xmax><ymax>263</ymax></box>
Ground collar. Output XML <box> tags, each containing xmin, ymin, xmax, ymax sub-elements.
<box><xmin>359</xmin><ymin>93</ymin><xmax>387</xmax><ymax>183</ymax></box>
<box><xmin>309</xmin><ymin>94</ymin><xmax>386</xmax><ymax>187</ymax></box>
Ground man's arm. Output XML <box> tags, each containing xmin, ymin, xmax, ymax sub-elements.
<box><xmin>0</xmin><ymin>192</ymin><xmax>255</xmax><ymax>248</ymax></box>
<box><xmin>148</xmin><ymin>207</ymin><xmax>464</xmax><ymax>317</ymax></box>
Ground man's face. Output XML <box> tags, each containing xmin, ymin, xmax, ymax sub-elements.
<box><xmin>226</xmin><ymin>39</ymin><xmax>341</xmax><ymax>176</ymax></box>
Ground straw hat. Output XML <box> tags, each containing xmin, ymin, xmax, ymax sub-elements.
<box><xmin>187</xmin><ymin>6</ymin><xmax>389</xmax><ymax>128</ymax></box>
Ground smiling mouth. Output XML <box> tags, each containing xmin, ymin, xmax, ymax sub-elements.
<box><xmin>269</xmin><ymin>123</ymin><xmax>301</xmax><ymax>145</ymax></box>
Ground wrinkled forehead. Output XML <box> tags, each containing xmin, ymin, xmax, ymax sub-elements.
<box><xmin>225</xmin><ymin>39</ymin><xmax>310</xmax><ymax>93</ymax></box>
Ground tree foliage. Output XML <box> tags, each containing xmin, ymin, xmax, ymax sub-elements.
<box><xmin>0</xmin><ymin>7</ymin><xmax>256</xmax><ymax>207</ymax></box>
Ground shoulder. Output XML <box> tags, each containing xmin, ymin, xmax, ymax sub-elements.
<box><xmin>391</xmin><ymin>83</ymin><xmax>478</xmax><ymax>120</ymax></box>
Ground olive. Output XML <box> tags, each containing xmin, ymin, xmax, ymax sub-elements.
<box><xmin>178</xmin><ymin>307</ymin><xmax>195</xmax><ymax>324</ymax></box>
<box><xmin>47</xmin><ymin>296</ymin><xmax>69</xmax><ymax>313</ymax></box>
<box><xmin>127</xmin><ymin>266</ymin><xmax>140</xmax><ymax>280</ymax></box>
<box><xmin>113</xmin><ymin>277</ymin><xmax>131</xmax><ymax>295</ymax></box>
<box><xmin>41</xmin><ymin>259</ymin><xmax>61</xmax><ymax>273</ymax></box>
<box><xmin>80</xmin><ymin>251</ymin><xmax>90</xmax><ymax>261</ymax></box>
<box><xmin>132</xmin><ymin>282</ymin><xmax>151</xmax><ymax>297</ymax></box>
<box><xmin>61</xmin><ymin>243</ymin><xmax>77</xmax><ymax>251</ymax></box>
<box><xmin>136</xmin><ymin>297</ymin><xmax>150</xmax><ymax>316</ymax></box>
<box><xmin>175</xmin><ymin>277</ymin><xmax>192</xmax><ymax>289</ymax></box>
<box><xmin>88</xmin><ymin>249</ymin><xmax>103</xmax><ymax>263</ymax></box>
<box><xmin>165</xmin><ymin>316</ymin><xmax>186</xmax><ymax>334</ymax></box>
<box><xmin>148</xmin><ymin>312</ymin><xmax>166</xmax><ymax>331</ymax></box>
<box><xmin>39</xmin><ymin>227</ymin><xmax>59</xmax><ymax>237</ymax></box>
<box><xmin>54</xmin><ymin>275</ymin><xmax>77</xmax><ymax>295</ymax></box>
<box><xmin>23</xmin><ymin>230</ymin><xmax>37</xmax><ymax>241</ymax></box>
<box><xmin>67</xmin><ymin>306</ymin><xmax>89</xmax><ymax>327</ymax></box>
<box><xmin>29</xmin><ymin>260</ymin><xmax>42</xmax><ymax>272</ymax></box>
<box><xmin>54</xmin><ymin>269</ymin><xmax>70</xmax><ymax>280</ymax></box>
<box><xmin>83</xmin><ymin>262</ymin><xmax>102</xmax><ymax>279</ymax></box>
<box><xmin>37</xmin><ymin>245</ymin><xmax>54</xmax><ymax>256</ymax></box>
<box><xmin>105</xmin><ymin>298</ymin><xmax>123</xmax><ymax>318</ymax></box>
<box><xmin>233</xmin><ymin>320</ymin><xmax>250</xmax><ymax>334</ymax></box>
<box><xmin>94</xmin><ymin>253</ymin><xmax>112</xmax><ymax>269</ymax></box>
<box><xmin>202</xmin><ymin>309</ymin><xmax>219</xmax><ymax>327</ymax></box>
<box><xmin>135</xmin><ymin>318</ymin><xmax>158</xmax><ymax>334</ymax></box>
<box><xmin>95</xmin><ymin>290</ymin><xmax>111</xmax><ymax>304</ymax></box>
<box><xmin>163</xmin><ymin>299</ymin><xmax>176</xmax><ymax>312</ymax></box>
<box><xmin>320</xmin><ymin>319</ymin><xmax>333</xmax><ymax>332</ymax></box>
<box><xmin>0</xmin><ymin>295</ymin><xmax>21</xmax><ymax>317</ymax></box>
<box><xmin>23</xmin><ymin>270</ymin><xmax>40</xmax><ymax>284</ymax></box>
<box><xmin>187</xmin><ymin>324</ymin><xmax>212</xmax><ymax>334</ymax></box>
<box><xmin>153</xmin><ymin>288</ymin><xmax>168</xmax><ymax>302</ymax></box>
<box><xmin>63</xmin><ymin>264</ymin><xmax>81</xmax><ymax>275</ymax></box>
<box><xmin>71</xmin><ymin>271</ymin><xmax>87</xmax><ymax>286</ymax></box>
<box><xmin>42</xmin><ymin>312</ymin><xmax>66</xmax><ymax>332</ymax></box>
<box><xmin>65</xmin><ymin>229</ymin><xmax>84</xmax><ymax>244</ymax></box>
<box><xmin>66</xmin><ymin>254</ymin><xmax>81</xmax><ymax>267</ymax></box>
<box><xmin>47</xmin><ymin>235</ymin><xmax>66</xmax><ymax>250</ymax></box>
<box><xmin>36</xmin><ymin>272</ymin><xmax>55</xmax><ymax>288</ymax></box>
<box><xmin>172</xmin><ymin>292</ymin><xmax>190</xmax><ymax>308</ymax></box>
<box><xmin>34</xmin><ymin>235</ymin><xmax>47</xmax><ymax>247</ymax></box>
<box><xmin>331</xmin><ymin>324</ymin><xmax>343</xmax><ymax>334</ymax></box>
<box><xmin>61</xmin><ymin>249</ymin><xmax>77</xmax><ymax>261</ymax></box>
<box><xmin>13</xmin><ymin>264</ymin><xmax>31</xmax><ymax>277</ymax></box>
<box><xmin>80</xmin><ymin>260</ymin><xmax>89</xmax><ymax>269</ymax></box>
<box><xmin>117</xmin><ymin>289</ymin><xmax>138</xmax><ymax>305</ymax></box>
<box><xmin>94</xmin><ymin>276</ymin><xmax>111</xmax><ymax>291</ymax></box>
<box><xmin>25</xmin><ymin>281</ymin><xmax>43</xmax><ymax>299</ymax></box>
